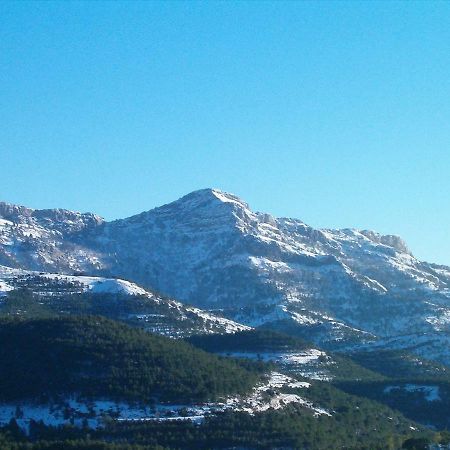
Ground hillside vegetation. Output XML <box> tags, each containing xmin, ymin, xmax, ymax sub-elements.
<box><xmin>0</xmin><ymin>316</ymin><xmax>264</xmax><ymax>403</ymax></box>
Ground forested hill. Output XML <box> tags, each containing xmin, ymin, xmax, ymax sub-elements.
<box><xmin>0</xmin><ymin>317</ymin><xmax>443</xmax><ymax>448</ymax></box>
<box><xmin>0</xmin><ymin>316</ymin><xmax>264</xmax><ymax>403</ymax></box>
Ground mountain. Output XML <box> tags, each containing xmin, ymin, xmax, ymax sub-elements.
<box><xmin>0</xmin><ymin>193</ymin><xmax>447</xmax><ymax>448</ymax></box>
<box><xmin>1</xmin><ymin>190</ymin><xmax>450</xmax><ymax>363</ymax></box>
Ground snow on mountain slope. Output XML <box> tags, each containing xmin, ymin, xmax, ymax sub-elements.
<box><xmin>0</xmin><ymin>265</ymin><xmax>249</xmax><ymax>336</ymax></box>
<box><xmin>42</xmin><ymin>273</ymin><xmax>149</xmax><ymax>296</ymax></box>
<box><xmin>89</xmin><ymin>190</ymin><xmax>450</xmax><ymax>343</ymax></box>
<box><xmin>1</xmin><ymin>190</ymin><xmax>450</xmax><ymax>362</ymax></box>
<box><xmin>0</xmin><ymin>280</ymin><xmax>13</xmax><ymax>296</ymax></box>
<box><xmin>0</xmin><ymin>265</ymin><xmax>146</xmax><ymax>296</ymax></box>
<box><xmin>0</xmin><ymin>202</ymin><xmax>104</xmax><ymax>273</ymax></box>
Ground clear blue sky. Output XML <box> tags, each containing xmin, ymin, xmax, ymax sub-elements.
<box><xmin>1</xmin><ymin>2</ymin><xmax>449</xmax><ymax>265</ymax></box>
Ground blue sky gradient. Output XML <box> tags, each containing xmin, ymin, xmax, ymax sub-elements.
<box><xmin>1</xmin><ymin>2</ymin><xmax>449</xmax><ymax>264</ymax></box>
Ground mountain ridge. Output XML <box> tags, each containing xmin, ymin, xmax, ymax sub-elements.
<box><xmin>0</xmin><ymin>190</ymin><xmax>415</xmax><ymax>259</ymax></box>
<box><xmin>1</xmin><ymin>189</ymin><xmax>450</xmax><ymax>364</ymax></box>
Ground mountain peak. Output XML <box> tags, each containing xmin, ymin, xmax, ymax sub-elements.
<box><xmin>210</xmin><ymin>188</ymin><xmax>249</xmax><ymax>207</ymax></box>
<box><xmin>168</xmin><ymin>188</ymin><xmax>250</xmax><ymax>212</ymax></box>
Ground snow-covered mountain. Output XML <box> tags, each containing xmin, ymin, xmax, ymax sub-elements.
<box><xmin>1</xmin><ymin>189</ymin><xmax>450</xmax><ymax>362</ymax></box>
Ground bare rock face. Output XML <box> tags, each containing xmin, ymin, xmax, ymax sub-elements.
<box><xmin>1</xmin><ymin>190</ymin><xmax>450</xmax><ymax>363</ymax></box>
